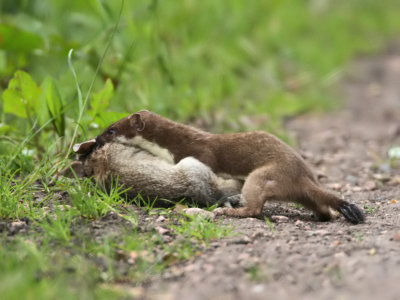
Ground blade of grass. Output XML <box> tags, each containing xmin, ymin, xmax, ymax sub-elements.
<box><xmin>65</xmin><ymin>0</ymin><xmax>125</xmax><ymax>159</ymax></box>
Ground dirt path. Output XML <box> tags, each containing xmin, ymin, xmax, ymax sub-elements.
<box><xmin>143</xmin><ymin>46</ymin><xmax>400</xmax><ymax>299</ymax></box>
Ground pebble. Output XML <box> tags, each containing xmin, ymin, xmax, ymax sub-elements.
<box><xmin>9</xmin><ymin>221</ymin><xmax>27</xmax><ymax>234</ymax></box>
<box><xmin>326</xmin><ymin>183</ymin><xmax>342</xmax><ymax>191</ymax></box>
<box><xmin>373</xmin><ymin>173</ymin><xmax>391</xmax><ymax>182</ymax></box>
<box><xmin>351</xmin><ymin>186</ymin><xmax>363</xmax><ymax>192</ymax></box>
<box><xmin>209</xmin><ymin>242</ymin><xmax>220</xmax><ymax>248</ymax></box>
<box><xmin>183</xmin><ymin>208</ymin><xmax>214</xmax><ymax>219</ymax></box>
<box><xmin>310</xmin><ymin>229</ymin><xmax>330</xmax><ymax>236</ymax></box>
<box><xmin>271</xmin><ymin>215</ymin><xmax>289</xmax><ymax>223</ymax></box>
<box><xmin>295</xmin><ymin>220</ymin><xmax>304</xmax><ymax>227</ymax></box>
<box><xmin>251</xmin><ymin>230</ymin><xmax>265</xmax><ymax>240</ymax></box>
<box><xmin>345</xmin><ymin>175</ymin><xmax>358</xmax><ymax>184</ymax></box>
<box><xmin>388</xmin><ymin>176</ymin><xmax>400</xmax><ymax>186</ymax></box>
<box><xmin>363</xmin><ymin>180</ymin><xmax>377</xmax><ymax>191</ymax></box>
<box><xmin>155</xmin><ymin>226</ymin><xmax>170</xmax><ymax>235</ymax></box>
<box><xmin>128</xmin><ymin>251</ymin><xmax>138</xmax><ymax>264</ymax></box>
<box><xmin>251</xmin><ymin>284</ymin><xmax>265</xmax><ymax>294</ymax></box>
<box><xmin>392</xmin><ymin>232</ymin><xmax>400</xmax><ymax>242</ymax></box>
<box><xmin>334</xmin><ymin>251</ymin><xmax>348</xmax><ymax>260</ymax></box>
<box><xmin>156</xmin><ymin>215</ymin><xmax>166</xmax><ymax>223</ymax></box>
<box><xmin>230</xmin><ymin>235</ymin><xmax>252</xmax><ymax>245</ymax></box>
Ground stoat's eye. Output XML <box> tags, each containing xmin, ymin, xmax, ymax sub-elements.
<box><xmin>108</xmin><ymin>128</ymin><xmax>116</xmax><ymax>135</ymax></box>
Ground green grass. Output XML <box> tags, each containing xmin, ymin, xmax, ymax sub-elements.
<box><xmin>1</xmin><ymin>0</ymin><xmax>400</xmax><ymax>297</ymax></box>
<box><xmin>0</xmin><ymin>240</ymin><xmax>124</xmax><ymax>300</ymax></box>
<box><xmin>0</xmin><ymin>159</ymin><xmax>233</xmax><ymax>299</ymax></box>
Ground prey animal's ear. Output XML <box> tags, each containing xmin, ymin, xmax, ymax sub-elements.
<box><xmin>73</xmin><ymin>139</ymin><xmax>97</xmax><ymax>155</ymax></box>
<box><xmin>128</xmin><ymin>113</ymin><xmax>145</xmax><ymax>131</ymax></box>
<box><xmin>60</xmin><ymin>161</ymin><xmax>86</xmax><ymax>178</ymax></box>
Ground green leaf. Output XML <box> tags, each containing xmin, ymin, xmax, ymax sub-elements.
<box><xmin>2</xmin><ymin>89</ymin><xmax>28</xmax><ymax>119</ymax></box>
<box><xmin>0</xmin><ymin>24</ymin><xmax>43</xmax><ymax>54</ymax></box>
<box><xmin>42</xmin><ymin>77</ymin><xmax>65</xmax><ymax>137</ymax></box>
<box><xmin>89</xmin><ymin>79</ymin><xmax>114</xmax><ymax>119</ymax></box>
<box><xmin>2</xmin><ymin>70</ymin><xmax>41</xmax><ymax>120</ymax></box>
<box><xmin>93</xmin><ymin>111</ymin><xmax>127</xmax><ymax>128</ymax></box>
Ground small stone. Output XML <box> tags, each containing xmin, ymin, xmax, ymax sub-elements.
<box><xmin>345</xmin><ymin>175</ymin><xmax>358</xmax><ymax>184</ymax></box>
<box><xmin>326</xmin><ymin>183</ymin><xmax>343</xmax><ymax>191</ymax></box>
<box><xmin>313</xmin><ymin>230</ymin><xmax>330</xmax><ymax>236</ymax></box>
<box><xmin>183</xmin><ymin>208</ymin><xmax>214</xmax><ymax>219</ymax></box>
<box><xmin>210</xmin><ymin>242</ymin><xmax>220</xmax><ymax>248</ymax></box>
<box><xmin>251</xmin><ymin>230</ymin><xmax>265</xmax><ymax>240</ymax></box>
<box><xmin>230</xmin><ymin>235</ymin><xmax>252</xmax><ymax>245</ymax></box>
<box><xmin>363</xmin><ymin>180</ymin><xmax>377</xmax><ymax>191</ymax></box>
<box><xmin>334</xmin><ymin>251</ymin><xmax>348</xmax><ymax>260</ymax></box>
<box><xmin>351</xmin><ymin>186</ymin><xmax>363</xmax><ymax>192</ymax></box>
<box><xmin>128</xmin><ymin>251</ymin><xmax>138</xmax><ymax>264</ymax></box>
<box><xmin>252</xmin><ymin>284</ymin><xmax>265</xmax><ymax>294</ymax></box>
<box><xmin>155</xmin><ymin>226</ymin><xmax>169</xmax><ymax>235</ymax></box>
<box><xmin>392</xmin><ymin>232</ymin><xmax>400</xmax><ymax>242</ymax></box>
<box><xmin>295</xmin><ymin>220</ymin><xmax>304</xmax><ymax>227</ymax></box>
<box><xmin>9</xmin><ymin>221</ymin><xmax>27</xmax><ymax>234</ymax></box>
<box><xmin>388</xmin><ymin>176</ymin><xmax>400</xmax><ymax>186</ymax></box>
<box><xmin>270</xmin><ymin>215</ymin><xmax>289</xmax><ymax>223</ymax></box>
<box><xmin>156</xmin><ymin>215</ymin><xmax>166</xmax><ymax>223</ymax></box>
<box><xmin>373</xmin><ymin>173</ymin><xmax>391</xmax><ymax>182</ymax></box>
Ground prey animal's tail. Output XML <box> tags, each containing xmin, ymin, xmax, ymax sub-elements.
<box><xmin>304</xmin><ymin>182</ymin><xmax>365</xmax><ymax>224</ymax></box>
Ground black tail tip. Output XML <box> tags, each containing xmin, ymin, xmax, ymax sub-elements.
<box><xmin>338</xmin><ymin>202</ymin><xmax>365</xmax><ymax>224</ymax></box>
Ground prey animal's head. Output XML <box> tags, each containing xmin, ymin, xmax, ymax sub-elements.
<box><xmin>95</xmin><ymin>112</ymin><xmax>147</xmax><ymax>146</ymax></box>
<box><xmin>62</xmin><ymin>138</ymin><xmax>98</xmax><ymax>178</ymax></box>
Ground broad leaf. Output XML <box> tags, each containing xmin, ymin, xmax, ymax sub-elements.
<box><xmin>89</xmin><ymin>78</ymin><xmax>114</xmax><ymax>119</ymax></box>
<box><xmin>42</xmin><ymin>77</ymin><xmax>65</xmax><ymax>137</ymax></box>
<box><xmin>2</xmin><ymin>70</ymin><xmax>41</xmax><ymax>119</ymax></box>
<box><xmin>0</xmin><ymin>24</ymin><xmax>43</xmax><ymax>54</ymax></box>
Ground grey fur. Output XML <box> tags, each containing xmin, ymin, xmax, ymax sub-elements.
<box><xmin>64</xmin><ymin>142</ymin><xmax>242</xmax><ymax>206</ymax></box>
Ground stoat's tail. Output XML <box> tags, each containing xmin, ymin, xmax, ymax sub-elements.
<box><xmin>306</xmin><ymin>183</ymin><xmax>365</xmax><ymax>224</ymax></box>
<box><xmin>337</xmin><ymin>201</ymin><xmax>366</xmax><ymax>224</ymax></box>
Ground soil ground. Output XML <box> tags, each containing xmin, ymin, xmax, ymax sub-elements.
<box><xmin>142</xmin><ymin>46</ymin><xmax>400</xmax><ymax>299</ymax></box>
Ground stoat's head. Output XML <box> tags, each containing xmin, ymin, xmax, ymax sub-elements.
<box><xmin>95</xmin><ymin>111</ymin><xmax>147</xmax><ymax>146</ymax></box>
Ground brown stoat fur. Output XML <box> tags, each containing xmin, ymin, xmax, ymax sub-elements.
<box><xmin>95</xmin><ymin>110</ymin><xmax>365</xmax><ymax>224</ymax></box>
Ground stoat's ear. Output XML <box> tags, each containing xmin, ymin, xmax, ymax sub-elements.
<box><xmin>73</xmin><ymin>139</ymin><xmax>97</xmax><ymax>155</ymax></box>
<box><xmin>128</xmin><ymin>113</ymin><xmax>145</xmax><ymax>131</ymax></box>
<box><xmin>60</xmin><ymin>161</ymin><xmax>85</xmax><ymax>178</ymax></box>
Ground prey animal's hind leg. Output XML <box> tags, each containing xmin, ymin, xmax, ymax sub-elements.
<box><xmin>214</xmin><ymin>166</ymin><xmax>279</xmax><ymax>217</ymax></box>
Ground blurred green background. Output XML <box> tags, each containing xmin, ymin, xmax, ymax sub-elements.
<box><xmin>1</xmin><ymin>0</ymin><xmax>400</xmax><ymax>166</ymax></box>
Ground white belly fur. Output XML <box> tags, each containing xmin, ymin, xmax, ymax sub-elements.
<box><xmin>116</xmin><ymin>136</ymin><xmax>175</xmax><ymax>163</ymax></box>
